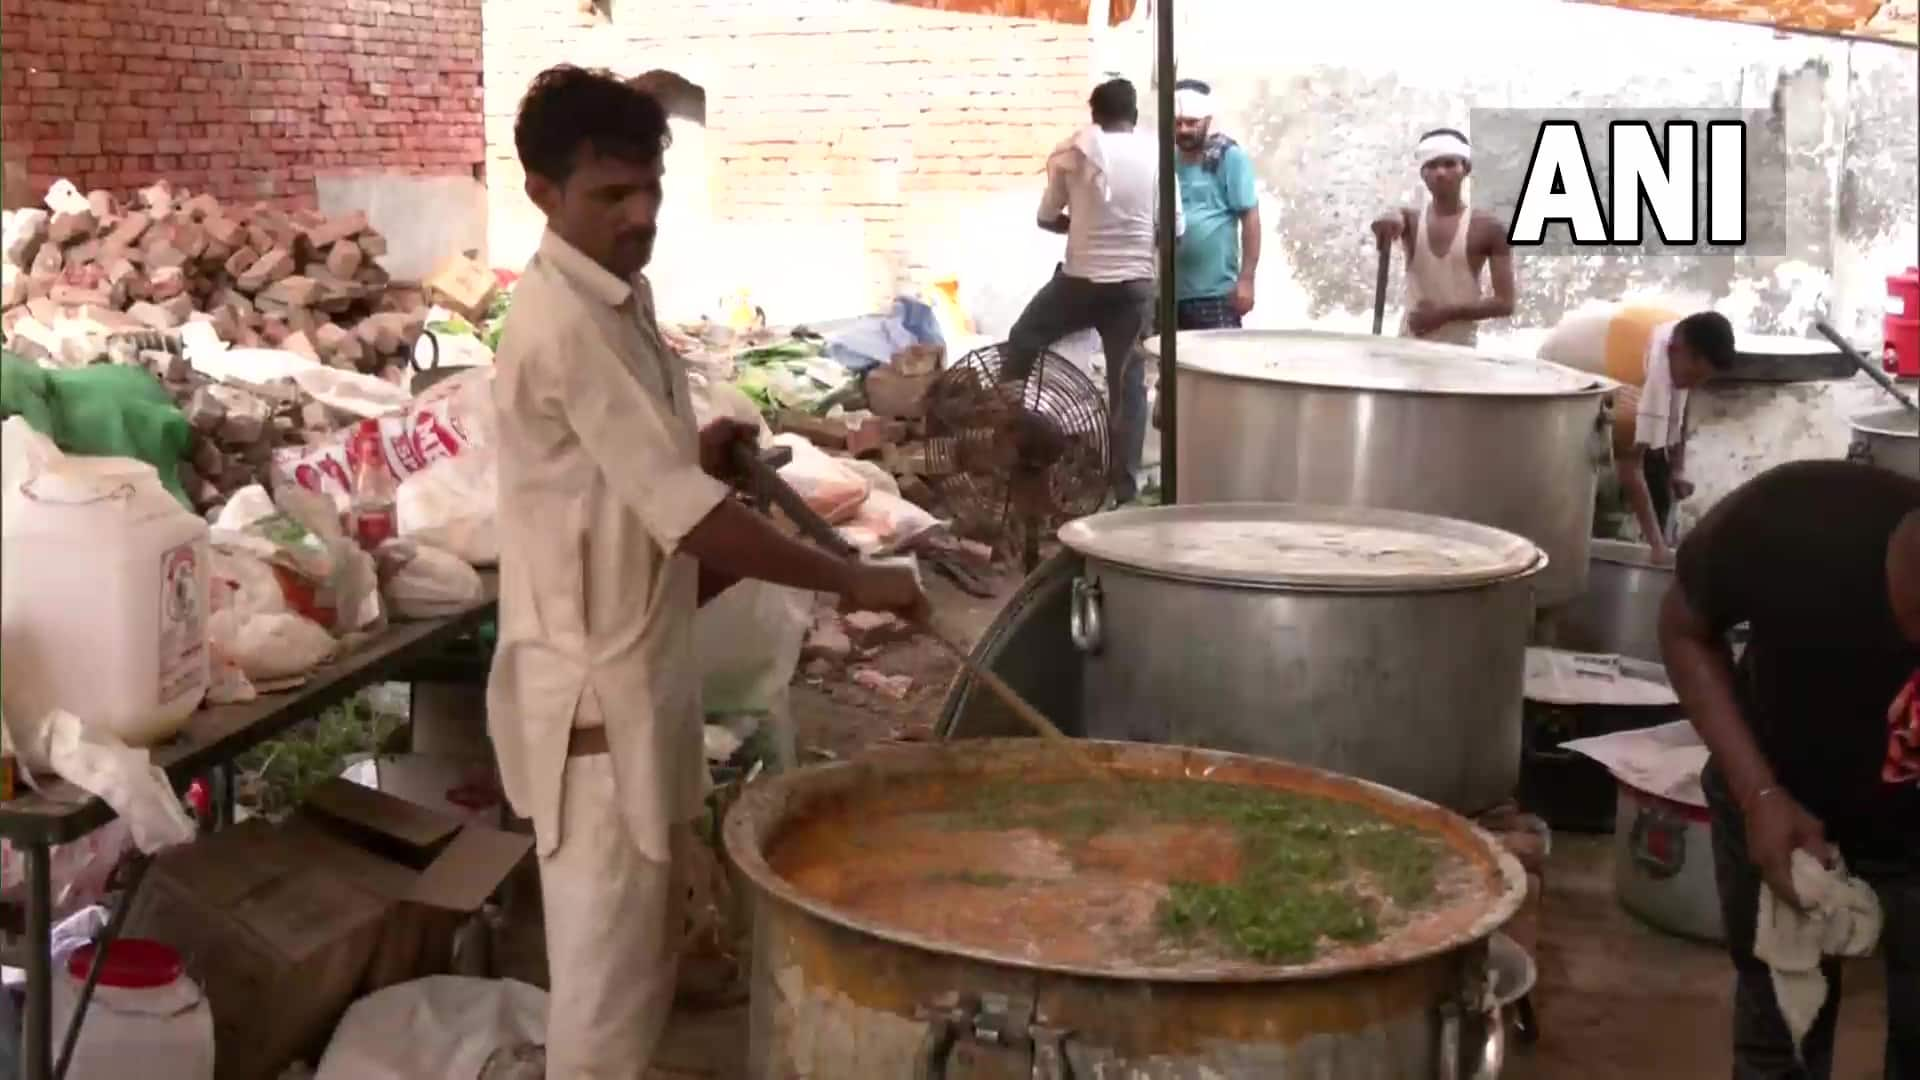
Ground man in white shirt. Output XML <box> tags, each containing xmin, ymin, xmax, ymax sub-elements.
<box><xmin>1539</xmin><ymin>306</ymin><xmax>1737</xmax><ymax>561</ymax></box>
<box><xmin>1003</xmin><ymin>77</ymin><xmax>1180</xmax><ymax>505</ymax></box>
<box><xmin>487</xmin><ymin>66</ymin><xmax>928</xmax><ymax>1078</ymax></box>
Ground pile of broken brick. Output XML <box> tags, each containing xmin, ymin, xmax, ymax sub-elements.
<box><xmin>1</xmin><ymin>180</ymin><xmax>438</xmax><ymax>516</ymax></box>
<box><xmin>3</xmin><ymin>179</ymin><xmax>426</xmax><ymax>371</ymax></box>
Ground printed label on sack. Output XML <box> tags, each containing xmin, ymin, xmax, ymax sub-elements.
<box><xmin>158</xmin><ymin>542</ymin><xmax>208</xmax><ymax>706</ymax></box>
<box><xmin>273</xmin><ymin>371</ymin><xmax>488</xmax><ymax>511</ymax></box>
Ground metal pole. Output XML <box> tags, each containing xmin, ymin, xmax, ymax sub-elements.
<box><xmin>1155</xmin><ymin>0</ymin><xmax>1177</xmax><ymax>503</ymax></box>
<box><xmin>24</xmin><ymin>843</ymin><xmax>52</xmax><ymax>1080</ymax></box>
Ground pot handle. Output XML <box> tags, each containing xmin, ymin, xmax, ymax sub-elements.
<box><xmin>1069</xmin><ymin>577</ymin><xmax>1103</xmax><ymax>655</ymax></box>
<box><xmin>1439</xmin><ymin>1001</ymin><xmax>1506</xmax><ymax>1080</ymax></box>
<box><xmin>914</xmin><ymin>993</ymin><xmax>1078</xmax><ymax>1080</ymax></box>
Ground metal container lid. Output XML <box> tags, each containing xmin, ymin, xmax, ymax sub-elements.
<box><xmin>1590</xmin><ymin>538</ymin><xmax>1673</xmax><ymax>571</ymax></box>
<box><xmin>1142</xmin><ymin>329</ymin><xmax>1612</xmax><ymax>398</ymax></box>
<box><xmin>1059</xmin><ymin>502</ymin><xmax>1546</xmax><ymax>591</ymax></box>
<box><xmin>1849</xmin><ymin>406</ymin><xmax>1919</xmax><ymax>438</ymax></box>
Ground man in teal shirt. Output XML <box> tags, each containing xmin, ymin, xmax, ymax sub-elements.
<box><xmin>1172</xmin><ymin>80</ymin><xmax>1261</xmax><ymax>329</ymax></box>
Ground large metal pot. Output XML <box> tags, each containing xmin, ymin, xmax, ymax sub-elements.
<box><xmin>1152</xmin><ymin>330</ymin><xmax>1612</xmax><ymax>608</ymax></box>
<box><xmin>1553</xmin><ymin>540</ymin><xmax>1673</xmax><ymax>664</ymax></box>
<box><xmin>1060</xmin><ymin>502</ymin><xmax>1547</xmax><ymax>814</ymax></box>
<box><xmin>1847</xmin><ymin>406</ymin><xmax>1919</xmax><ymax>479</ymax></box>
<box><xmin>725</xmin><ymin>738</ymin><xmax>1527</xmax><ymax>1079</ymax></box>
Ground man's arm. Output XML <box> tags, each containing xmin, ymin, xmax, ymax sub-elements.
<box><xmin>1037</xmin><ymin>155</ymin><xmax>1071</xmax><ymax>234</ymax></box>
<box><xmin>549</xmin><ymin>336</ymin><xmax>922</xmax><ymax>616</ymax></box>
<box><xmin>1658</xmin><ymin>578</ymin><xmax>1830</xmax><ymax>905</ymax></box>
<box><xmin>1225</xmin><ymin>147</ymin><xmax>1261</xmax><ymax>315</ymax></box>
<box><xmin>1613</xmin><ymin>421</ymin><xmax>1668</xmax><ymax>561</ymax></box>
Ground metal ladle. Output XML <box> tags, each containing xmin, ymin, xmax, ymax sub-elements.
<box><xmin>1815</xmin><ymin>320</ymin><xmax>1919</xmax><ymax>414</ymax></box>
<box><xmin>728</xmin><ymin>441</ymin><xmax>1108</xmax><ymax>779</ymax></box>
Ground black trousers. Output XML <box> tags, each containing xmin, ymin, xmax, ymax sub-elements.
<box><xmin>1644</xmin><ymin>447</ymin><xmax>1674</xmax><ymax>535</ymax></box>
<box><xmin>1004</xmin><ymin>267</ymin><xmax>1154</xmax><ymax>503</ymax></box>
<box><xmin>1703</xmin><ymin>763</ymin><xmax>1920</xmax><ymax>1079</ymax></box>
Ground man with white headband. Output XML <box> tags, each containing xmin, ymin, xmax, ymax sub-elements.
<box><xmin>1369</xmin><ymin>127</ymin><xmax>1515</xmax><ymax>346</ymax></box>
<box><xmin>1003</xmin><ymin>77</ymin><xmax>1180</xmax><ymax>506</ymax></box>
<box><xmin>1170</xmin><ymin>78</ymin><xmax>1261</xmax><ymax>329</ymax></box>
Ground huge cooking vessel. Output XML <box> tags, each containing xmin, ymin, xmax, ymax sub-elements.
<box><xmin>725</xmin><ymin>738</ymin><xmax>1526</xmax><ymax>1079</ymax></box>
<box><xmin>1152</xmin><ymin>330</ymin><xmax>1612</xmax><ymax>608</ymax></box>
<box><xmin>1847</xmin><ymin>406</ymin><xmax>1919</xmax><ymax>479</ymax></box>
<box><xmin>1060</xmin><ymin>502</ymin><xmax>1546</xmax><ymax>814</ymax></box>
<box><xmin>1554</xmin><ymin>540</ymin><xmax>1673</xmax><ymax>664</ymax></box>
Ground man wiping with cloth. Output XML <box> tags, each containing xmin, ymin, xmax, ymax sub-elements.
<box><xmin>1661</xmin><ymin>460</ymin><xmax>1919</xmax><ymax>1078</ymax></box>
<box><xmin>1370</xmin><ymin>128</ymin><xmax>1516</xmax><ymax>346</ymax></box>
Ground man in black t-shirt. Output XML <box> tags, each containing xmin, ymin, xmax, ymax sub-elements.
<box><xmin>1660</xmin><ymin>459</ymin><xmax>1920</xmax><ymax>1079</ymax></box>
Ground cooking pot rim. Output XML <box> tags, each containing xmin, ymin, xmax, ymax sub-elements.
<box><xmin>1145</xmin><ymin>328</ymin><xmax>1618</xmax><ymax>400</ymax></box>
<box><xmin>722</xmin><ymin>738</ymin><xmax>1528</xmax><ymax>985</ymax></box>
<box><xmin>1848</xmin><ymin>406</ymin><xmax>1920</xmax><ymax>438</ymax></box>
<box><xmin>1058</xmin><ymin>501</ymin><xmax>1549</xmax><ymax>592</ymax></box>
<box><xmin>1588</xmin><ymin>538</ymin><xmax>1674</xmax><ymax>572</ymax></box>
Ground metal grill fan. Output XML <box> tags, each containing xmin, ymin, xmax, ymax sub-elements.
<box><xmin>921</xmin><ymin>342</ymin><xmax>1110</xmax><ymax>571</ymax></box>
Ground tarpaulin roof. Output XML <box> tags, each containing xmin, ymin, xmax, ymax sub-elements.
<box><xmin>882</xmin><ymin>0</ymin><xmax>1139</xmax><ymax>27</ymax></box>
<box><xmin>1571</xmin><ymin>0</ymin><xmax>1916</xmax><ymax>46</ymax></box>
<box><xmin>881</xmin><ymin>0</ymin><xmax>1913</xmax><ymax>45</ymax></box>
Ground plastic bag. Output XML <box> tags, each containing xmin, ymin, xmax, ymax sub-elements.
<box><xmin>275</xmin><ymin>365</ymin><xmax>495</xmax><ymax>513</ymax></box>
<box><xmin>772</xmin><ymin>433</ymin><xmax>869</xmax><ymax>524</ymax></box>
<box><xmin>396</xmin><ymin>449</ymin><xmax>497</xmax><ymax>566</ymax></box>
<box><xmin>689</xmin><ymin>373</ymin><xmax>772</xmax><ymax>444</ymax></box>
<box><xmin>375</xmin><ymin>540</ymin><xmax>483</xmax><ymax>619</ymax></box>
<box><xmin>314</xmin><ymin>976</ymin><xmax>548</xmax><ymax>1080</ymax></box>
<box><xmin>696</xmin><ymin>580</ymin><xmax>811</xmax><ymax>715</ymax></box>
<box><xmin>39</xmin><ymin>709</ymin><xmax>197</xmax><ymax>854</ymax></box>
<box><xmin>209</xmin><ymin>609</ymin><xmax>337</xmax><ymax>683</ymax></box>
<box><xmin>0</xmin><ymin>821</ymin><xmax>133</xmax><ymax>919</ymax></box>
<box><xmin>823</xmin><ymin>296</ymin><xmax>946</xmax><ymax>373</ymax></box>
<box><xmin>838</xmin><ymin>487</ymin><xmax>943</xmax><ymax>555</ymax></box>
<box><xmin>212</xmin><ymin>483</ymin><xmax>280</xmax><ymax>532</ymax></box>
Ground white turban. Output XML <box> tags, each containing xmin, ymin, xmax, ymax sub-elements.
<box><xmin>1175</xmin><ymin>87</ymin><xmax>1213</xmax><ymax>121</ymax></box>
<box><xmin>1415</xmin><ymin>130</ymin><xmax>1472</xmax><ymax>167</ymax></box>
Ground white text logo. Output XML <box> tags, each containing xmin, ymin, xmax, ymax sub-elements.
<box><xmin>1507</xmin><ymin>120</ymin><xmax>1748</xmax><ymax>247</ymax></box>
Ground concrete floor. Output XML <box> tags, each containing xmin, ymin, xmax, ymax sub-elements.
<box><xmin>1508</xmin><ymin>834</ymin><xmax>1887</xmax><ymax>1080</ymax></box>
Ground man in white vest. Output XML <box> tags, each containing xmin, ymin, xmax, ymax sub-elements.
<box><xmin>1369</xmin><ymin>128</ymin><xmax>1517</xmax><ymax>346</ymax></box>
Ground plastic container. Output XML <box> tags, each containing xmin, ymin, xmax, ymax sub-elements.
<box><xmin>51</xmin><ymin>939</ymin><xmax>215</xmax><ymax>1080</ymax></box>
<box><xmin>1</xmin><ymin>452</ymin><xmax>210</xmax><ymax>745</ymax></box>
<box><xmin>1613</xmin><ymin>781</ymin><xmax>1725</xmax><ymax>943</ymax></box>
<box><xmin>1886</xmin><ymin>267</ymin><xmax>1919</xmax><ymax>379</ymax></box>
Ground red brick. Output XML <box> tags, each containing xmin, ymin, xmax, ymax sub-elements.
<box><xmin>3</xmin><ymin>0</ymin><xmax>482</xmax><ymax>205</ymax></box>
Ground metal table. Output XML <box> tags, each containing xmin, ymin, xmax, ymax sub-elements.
<box><xmin>0</xmin><ymin>576</ymin><xmax>497</xmax><ymax>1080</ymax></box>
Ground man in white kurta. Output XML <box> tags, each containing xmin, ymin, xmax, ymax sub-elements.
<box><xmin>488</xmin><ymin>66</ymin><xmax>927</xmax><ymax>1079</ymax></box>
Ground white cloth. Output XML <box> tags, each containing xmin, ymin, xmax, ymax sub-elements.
<box><xmin>1633</xmin><ymin>321</ymin><xmax>1687</xmax><ymax>451</ymax></box>
<box><xmin>1038</xmin><ymin>126</ymin><xmax>1179</xmax><ymax>284</ymax></box>
<box><xmin>1174</xmin><ymin>87</ymin><xmax>1213</xmax><ymax>120</ymax></box>
<box><xmin>539</xmin><ymin>756</ymin><xmax>691</xmax><ymax>1079</ymax></box>
<box><xmin>1400</xmin><ymin>203</ymin><xmax>1484</xmax><ymax>346</ymax></box>
<box><xmin>486</xmin><ymin>229</ymin><xmax>730</xmax><ymax>862</ymax></box>
<box><xmin>1415</xmin><ymin>131</ymin><xmax>1473</xmax><ymax>167</ymax></box>
<box><xmin>1753</xmin><ymin>850</ymin><xmax>1883</xmax><ymax>1055</ymax></box>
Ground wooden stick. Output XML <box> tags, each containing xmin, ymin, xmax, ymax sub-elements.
<box><xmin>923</xmin><ymin>625</ymin><xmax>1113</xmax><ymax>782</ymax></box>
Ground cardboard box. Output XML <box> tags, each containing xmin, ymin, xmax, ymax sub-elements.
<box><xmin>125</xmin><ymin>821</ymin><xmax>388</xmax><ymax>1080</ymax></box>
<box><xmin>423</xmin><ymin>252</ymin><xmax>497</xmax><ymax>322</ymax></box>
<box><xmin>127</xmin><ymin>778</ymin><xmax>532</xmax><ymax>1080</ymax></box>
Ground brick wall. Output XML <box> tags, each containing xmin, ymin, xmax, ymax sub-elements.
<box><xmin>0</xmin><ymin>0</ymin><xmax>485</xmax><ymax>210</ymax></box>
<box><xmin>483</xmin><ymin>0</ymin><xmax>1097</xmax><ymax>313</ymax></box>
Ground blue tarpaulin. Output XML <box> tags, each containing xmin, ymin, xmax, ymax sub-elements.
<box><xmin>822</xmin><ymin>297</ymin><xmax>945</xmax><ymax>373</ymax></box>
